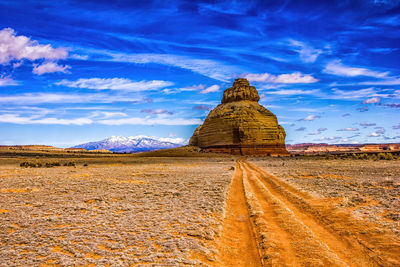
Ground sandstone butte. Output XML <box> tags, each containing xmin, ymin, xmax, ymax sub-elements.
<box><xmin>189</xmin><ymin>78</ymin><xmax>289</xmax><ymax>156</ymax></box>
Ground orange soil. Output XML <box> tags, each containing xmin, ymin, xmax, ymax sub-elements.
<box><xmin>217</xmin><ymin>159</ymin><xmax>400</xmax><ymax>266</ymax></box>
<box><xmin>217</xmin><ymin>161</ymin><xmax>262</xmax><ymax>266</ymax></box>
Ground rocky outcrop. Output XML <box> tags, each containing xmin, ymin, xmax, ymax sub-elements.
<box><xmin>189</xmin><ymin>78</ymin><xmax>289</xmax><ymax>156</ymax></box>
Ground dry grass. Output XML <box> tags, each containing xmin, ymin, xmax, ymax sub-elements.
<box><xmin>0</xmin><ymin>156</ymin><xmax>234</xmax><ymax>265</ymax></box>
<box><xmin>1</xmin><ymin>152</ymin><xmax>399</xmax><ymax>265</ymax></box>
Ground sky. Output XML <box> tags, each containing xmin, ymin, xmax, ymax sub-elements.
<box><xmin>0</xmin><ymin>0</ymin><xmax>399</xmax><ymax>147</ymax></box>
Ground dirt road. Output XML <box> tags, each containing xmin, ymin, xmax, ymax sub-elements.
<box><xmin>218</xmin><ymin>159</ymin><xmax>400</xmax><ymax>266</ymax></box>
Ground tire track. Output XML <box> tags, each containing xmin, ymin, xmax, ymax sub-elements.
<box><xmin>217</xmin><ymin>161</ymin><xmax>262</xmax><ymax>266</ymax></box>
<box><xmin>219</xmin><ymin>159</ymin><xmax>389</xmax><ymax>266</ymax></box>
<box><xmin>244</xmin><ymin>161</ymin><xmax>399</xmax><ymax>266</ymax></box>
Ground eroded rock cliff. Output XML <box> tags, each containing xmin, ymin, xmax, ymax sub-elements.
<box><xmin>189</xmin><ymin>78</ymin><xmax>289</xmax><ymax>155</ymax></box>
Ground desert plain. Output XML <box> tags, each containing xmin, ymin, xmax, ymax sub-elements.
<box><xmin>0</xmin><ymin>150</ymin><xmax>399</xmax><ymax>266</ymax></box>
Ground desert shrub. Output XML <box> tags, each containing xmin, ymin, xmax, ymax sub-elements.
<box><xmin>64</xmin><ymin>161</ymin><xmax>76</xmax><ymax>167</ymax></box>
<box><xmin>377</xmin><ymin>153</ymin><xmax>393</xmax><ymax>160</ymax></box>
<box><xmin>369</xmin><ymin>154</ymin><xmax>378</xmax><ymax>161</ymax></box>
<box><xmin>83</xmin><ymin>163</ymin><xmax>88</xmax><ymax>167</ymax></box>
<box><xmin>45</xmin><ymin>162</ymin><xmax>61</xmax><ymax>168</ymax></box>
<box><xmin>20</xmin><ymin>161</ymin><xmax>30</xmax><ymax>167</ymax></box>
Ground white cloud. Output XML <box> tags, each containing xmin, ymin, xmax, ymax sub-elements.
<box><xmin>156</xmin><ymin>137</ymin><xmax>187</xmax><ymax>145</ymax></box>
<box><xmin>337</xmin><ymin>128</ymin><xmax>359</xmax><ymax>131</ymax></box>
<box><xmin>308</xmin><ymin>127</ymin><xmax>328</xmax><ymax>135</ymax></box>
<box><xmin>360</xmin><ymin>122</ymin><xmax>376</xmax><ymax>127</ymax></box>
<box><xmin>268</xmin><ymin>89</ymin><xmax>320</xmax><ymax>95</ymax></box>
<box><xmin>324</xmin><ymin>60</ymin><xmax>389</xmax><ymax>78</ymax></box>
<box><xmin>105</xmin><ymin>52</ymin><xmax>238</xmax><ymax>81</ymax></box>
<box><xmin>33</xmin><ymin>62</ymin><xmax>71</xmax><ymax>75</ymax></box>
<box><xmin>200</xmin><ymin>85</ymin><xmax>220</xmax><ymax>94</ymax></box>
<box><xmin>313</xmin><ymin>136</ymin><xmax>342</xmax><ymax>142</ymax></box>
<box><xmin>90</xmin><ymin>111</ymin><xmax>128</xmax><ymax>119</ymax></box>
<box><xmin>363</xmin><ymin>96</ymin><xmax>381</xmax><ymax>104</ymax></box>
<box><xmin>0</xmin><ymin>112</ymin><xmax>201</xmax><ymax>126</ymax></box>
<box><xmin>298</xmin><ymin>115</ymin><xmax>321</xmax><ymax>121</ymax></box>
<box><xmin>0</xmin><ymin>92</ymin><xmax>142</xmax><ymax>105</ymax></box>
<box><xmin>324</xmin><ymin>87</ymin><xmax>390</xmax><ymax>100</ymax></box>
<box><xmin>0</xmin><ymin>28</ymin><xmax>68</xmax><ymax>64</ymax></box>
<box><xmin>141</xmin><ymin>109</ymin><xmax>173</xmax><ymax>115</ymax></box>
<box><xmin>0</xmin><ymin>76</ymin><xmax>18</xmax><ymax>86</ymax></box>
<box><xmin>245</xmin><ymin>72</ymin><xmax>319</xmax><ymax>84</ymax></box>
<box><xmin>56</xmin><ymin>78</ymin><xmax>173</xmax><ymax>91</ymax></box>
<box><xmin>98</xmin><ymin>117</ymin><xmax>202</xmax><ymax>126</ymax></box>
<box><xmin>368</xmin><ymin>132</ymin><xmax>380</xmax><ymax>137</ymax></box>
<box><xmin>0</xmin><ymin>114</ymin><xmax>92</xmax><ymax>125</ymax></box>
<box><xmin>69</xmin><ymin>54</ymin><xmax>89</xmax><ymax>60</ymax></box>
<box><xmin>289</xmin><ymin>40</ymin><xmax>323</xmax><ymax>63</ymax></box>
<box><xmin>357</xmin><ymin>78</ymin><xmax>400</xmax><ymax>86</ymax></box>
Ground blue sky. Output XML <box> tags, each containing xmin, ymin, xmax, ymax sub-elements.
<box><xmin>0</xmin><ymin>0</ymin><xmax>399</xmax><ymax>147</ymax></box>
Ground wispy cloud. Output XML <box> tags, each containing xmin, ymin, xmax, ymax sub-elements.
<box><xmin>337</xmin><ymin>127</ymin><xmax>359</xmax><ymax>131</ymax></box>
<box><xmin>383</xmin><ymin>103</ymin><xmax>400</xmax><ymax>108</ymax></box>
<box><xmin>357</xmin><ymin>106</ymin><xmax>369</xmax><ymax>112</ymax></box>
<box><xmin>0</xmin><ymin>76</ymin><xmax>19</xmax><ymax>86</ymax></box>
<box><xmin>89</xmin><ymin>111</ymin><xmax>128</xmax><ymax>119</ymax></box>
<box><xmin>104</xmin><ymin>52</ymin><xmax>238</xmax><ymax>81</ymax></box>
<box><xmin>368</xmin><ymin>132</ymin><xmax>380</xmax><ymax>137</ymax></box>
<box><xmin>245</xmin><ymin>72</ymin><xmax>319</xmax><ymax>84</ymax></box>
<box><xmin>141</xmin><ymin>109</ymin><xmax>173</xmax><ymax>115</ymax></box>
<box><xmin>360</xmin><ymin>122</ymin><xmax>376</xmax><ymax>127</ymax></box>
<box><xmin>308</xmin><ymin>127</ymin><xmax>327</xmax><ymax>135</ymax></box>
<box><xmin>383</xmin><ymin>135</ymin><xmax>400</xmax><ymax>140</ymax></box>
<box><xmin>0</xmin><ymin>112</ymin><xmax>201</xmax><ymax>126</ymax></box>
<box><xmin>363</xmin><ymin>96</ymin><xmax>381</xmax><ymax>104</ymax></box>
<box><xmin>98</xmin><ymin>117</ymin><xmax>202</xmax><ymax>126</ymax></box>
<box><xmin>0</xmin><ymin>92</ymin><xmax>141</xmax><ymax>105</ymax></box>
<box><xmin>268</xmin><ymin>89</ymin><xmax>320</xmax><ymax>96</ymax></box>
<box><xmin>200</xmin><ymin>85</ymin><xmax>220</xmax><ymax>94</ymax></box>
<box><xmin>56</xmin><ymin>78</ymin><xmax>173</xmax><ymax>91</ymax></box>
<box><xmin>298</xmin><ymin>115</ymin><xmax>321</xmax><ymax>121</ymax></box>
<box><xmin>295</xmin><ymin>127</ymin><xmax>306</xmax><ymax>131</ymax></box>
<box><xmin>0</xmin><ymin>114</ymin><xmax>92</xmax><ymax>125</ymax></box>
<box><xmin>313</xmin><ymin>136</ymin><xmax>342</xmax><ymax>142</ymax></box>
<box><xmin>324</xmin><ymin>60</ymin><xmax>389</xmax><ymax>78</ymax></box>
<box><xmin>193</xmin><ymin>105</ymin><xmax>212</xmax><ymax>111</ymax></box>
<box><xmin>288</xmin><ymin>40</ymin><xmax>323</xmax><ymax>63</ymax></box>
<box><xmin>325</xmin><ymin>87</ymin><xmax>389</xmax><ymax>101</ymax></box>
<box><xmin>33</xmin><ymin>62</ymin><xmax>71</xmax><ymax>75</ymax></box>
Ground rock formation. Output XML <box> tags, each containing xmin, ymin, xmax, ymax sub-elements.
<box><xmin>189</xmin><ymin>78</ymin><xmax>289</xmax><ymax>156</ymax></box>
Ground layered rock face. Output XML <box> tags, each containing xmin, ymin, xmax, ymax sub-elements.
<box><xmin>190</xmin><ymin>78</ymin><xmax>289</xmax><ymax>156</ymax></box>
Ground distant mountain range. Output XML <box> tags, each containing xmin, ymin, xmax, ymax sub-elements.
<box><xmin>73</xmin><ymin>136</ymin><xmax>185</xmax><ymax>153</ymax></box>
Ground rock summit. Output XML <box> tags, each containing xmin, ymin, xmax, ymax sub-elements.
<box><xmin>189</xmin><ymin>78</ymin><xmax>289</xmax><ymax>155</ymax></box>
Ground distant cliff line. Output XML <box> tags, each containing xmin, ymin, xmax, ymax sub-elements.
<box><xmin>287</xmin><ymin>143</ymin><xmax>400</xmax><ymax>154</ymax></box>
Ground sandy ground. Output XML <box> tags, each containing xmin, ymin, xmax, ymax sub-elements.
<box><xmin>0</xmin><ymin>157</ymin><xmax>233</xmax><ymax>266</ymax></box>
<box><xmin>1</xmin><ymin>154</ymin><xmax>399</xmax><ymax>266</ymax></box>
<box><xmin>250</xmin><ymin>157</ymin><xmax>400</xmax><ymax>237</ymax></box>
<box><xmin>223</xmin><ymin>159</ymin><xmax>400</xmax><ymax>266</ymax></box>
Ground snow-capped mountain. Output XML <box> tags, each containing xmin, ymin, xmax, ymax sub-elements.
<box><xmin>73</xmin><ymin>136</ymin><xmax>186</xmax><ymax>153</ymax></box>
